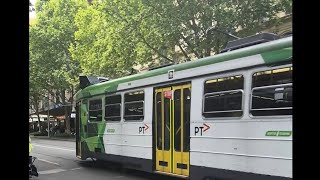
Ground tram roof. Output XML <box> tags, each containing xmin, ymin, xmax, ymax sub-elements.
<box><xmin>76</xmin><ymin>36</ymin><xmax>292</xmax><ymax>100</ymax></box>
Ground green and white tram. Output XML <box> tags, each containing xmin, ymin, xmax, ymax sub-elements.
<box><xmin>75</xmin><ymin>33</ymin><xmax>292</xmax><ymax>180</ymax></box>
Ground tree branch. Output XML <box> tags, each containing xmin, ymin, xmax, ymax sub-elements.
<box><xmin>177</xmin><ymin>43</ymin><xmax>191</xmax><ymax>61</ymax></box>
<box><xmin>139</xmin><ymin>34</ymin><xmax>173</xmax><ymax>62</ymax></box>
<box><xmin>180</xmin><ymin>33</ymin><xmax>201</xmax><ymax>58</ymax></box>
<box><xmin>108</xmin><ymin>6</ymin><xmax>174</xmax><ymax>62</ymax></box>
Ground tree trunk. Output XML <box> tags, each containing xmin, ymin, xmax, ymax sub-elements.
<box><xmin>34</xmin><ymin>98</ymin><xmax>41</xmax><ymax>133</ymax></box>
<box><xmin>205</xmin><ymin>31</ymin><xmax>211</xmax><ymax>57</ymax></box>
<box><xmin>61</xmin><ymin>89</ymin><xmax>71</xmax><ymax>133</ymax></box>
<box><xmin>36</xmin><ymin>113</ymin><xmax>41</xmax><ymax>132</ymax></box>
<box><xmin>65</xmin><ymin>105</ymin><xmax>71</xmax><ymax>133</ymax></box>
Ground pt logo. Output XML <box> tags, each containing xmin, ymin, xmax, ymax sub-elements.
<box><xmin>139</xmin><ymin>123</ymin><xmax>149</xmax><ymax>134</ymax></box>
<box><xmin>195</xmin><ymin>123</ymin><xmax>210</xmax><ymax>136</ymax></box>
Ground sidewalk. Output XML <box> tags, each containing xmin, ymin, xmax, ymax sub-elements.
<box><xmin>30</xmin><ymin>135</ymin><xmax>76</xmax><ymax>142</ymax></box>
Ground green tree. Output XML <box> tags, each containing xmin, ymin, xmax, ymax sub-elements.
<box><xmin>29</xmin><ymin>55</ymin><xmax>45</xmax><ymax>132</ymax></box>
<box><xmin>71</xmin><ymin>0</ymin><xmax>291</xmax><ymax>79</ymax></box>
<box><xmin>29</xmin><ymin>0</ymin><xmax>87</xmax><ymax>133</ymax></box>
<box><xmin>70</xmin><ymin>1</ymin><xmax>155</xmax><ymax>78</ymax></box>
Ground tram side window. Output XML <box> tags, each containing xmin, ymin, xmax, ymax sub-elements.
<box><xmin>124</xmin><ymin>91</ymin><xmax>144</xmax><ymax>121</ymax></box>
<box><xmin>203</xmin><ymin>75</ymin><xmax>244</xmax><ymax>118</ymax></box>
<box><xmin>105</xmin><ymin>95</ymin><xmax>121</xmax><ymax>121</ymax></box>
<box><xmin>89</xmin><ymin>99</ymin><xmax>102</xmax><ymax>122</ymax></box>
<box><xmin>251</xmin><ymin>67</ymin><xmax>292</xmax><ymax>116</ymax></box>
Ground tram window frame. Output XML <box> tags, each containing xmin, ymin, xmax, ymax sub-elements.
<box><xmin>202</xmin><ymin>75</ymin><xmax>244</xmax><ymax>119</ymax></box>
<box><xmin>105</xmin><ymin>94</ymin><xmax>122</xmax><ymax>122</ymax></box>
<box><xmin>123</xmin><ymin>90</ymin><xmax>145</xmax><ymax>121</ymax></box>
<box><xmin>88</xmin><ymin>98</ymin><xmax>103</xmax><ymax>122</ymax></box>
<box><xmin>250</xmin><ymin>66</ymin><xmax>292</xmax><ymax>117</ymax></box>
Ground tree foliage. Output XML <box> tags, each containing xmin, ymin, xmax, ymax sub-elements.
<box><xmin>30</xmin><ymin>0</ymin><xmax>292</xmax><ymax>93</ymax></box>
<box><xmin>70</xmin><ymin>0</ymin><xmax>292</xmax><ymax>78</ymax></box>
<box><xmin>30</xmin><ymin>0</ymin><xmax>87</xmax><ymax>93</ymax></box>
<box><xmin>29</xmin><ymin>0</ymin><xmax>87</xmax><ymax>132</ymax></box>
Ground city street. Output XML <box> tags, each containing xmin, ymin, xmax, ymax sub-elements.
<box><xmin>30</xmin><ymin>138</ymin><xmax>181</xmax><ymax>180</ymax></box>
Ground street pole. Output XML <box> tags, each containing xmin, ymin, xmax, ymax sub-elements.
<box><xmin>47</xmin><ymin>92</ymin><xmax>50</xmax><ymax>137</ymax></box>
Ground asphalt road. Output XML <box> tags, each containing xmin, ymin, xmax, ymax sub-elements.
<box><xmin>30</xmin><ymin>138</ymin><xmax>181</xmax><ymax>180</ymax></box>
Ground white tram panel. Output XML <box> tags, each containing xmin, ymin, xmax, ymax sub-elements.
<box><xmin>103</xmin><ymin>93</ymin><xmax>123</xmax><ymax>156</ymax></box>
<box><xmin>103</xmin><ymin>122</ymin><xmax>122</xmax><ymax>155</ymax></box>
<box><xmin>121</xmin><ymin>87</ymin><xmax>153</xmax><ymax>160</ymax></box>
<box><xmin>189</xmin><ymin>70</ymin><xmax>292</xmax><ymax>178</ymax></box>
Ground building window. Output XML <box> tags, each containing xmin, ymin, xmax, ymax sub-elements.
<box><xmin>105</xmin><ymin>95</ymin><xmax>121</xmax><ymax>121</ymax></box>
<box><xmin>89</xmin><ymin>99</ymin><xmax>102</xmax><ymax>122</ymax></box>
<box><xmin>251</xmin><ymin>67</ymin><xmax>292</xmax><ymax>116</ymax></box>
<box><xmin>203</xmin><ymin>75</ymin><xmax>244</xmax><ymax>118</ymax></box>
<box><xmin>124</xmin><ymin>91</ymin><xmax>144</xmax><ymax>121</ymax></box>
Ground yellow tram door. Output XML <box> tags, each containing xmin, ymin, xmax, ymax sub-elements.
<box><xmin>172</xmin><ymin>84</ymin><xmax>191</xmax><ymax>176</ymax></box>
<box><xmin>155</xmin><ymin>84</ymin><xmax>191</xmax><ymax>177</ymax></box>
<box><xmin>155</xmin><ymin>87</ymin><xmax>172</xmax><ymax>173</ymax></box>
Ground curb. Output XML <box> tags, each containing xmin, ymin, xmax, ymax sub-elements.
<box><xmin>31</xmin><ymin>136</ymin><xmax>76</xmax><ymax>142</ymax></box>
